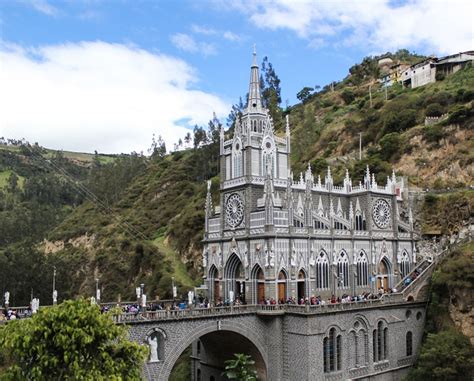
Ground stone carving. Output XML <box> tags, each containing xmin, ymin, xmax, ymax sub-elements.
<box><xmin>4</xmin><ymin>291</ymin><xmax>9</xmax><ymax>306</ymax></box>
<box><xmin>147</xmin><ymin>334</ymin><xmax>159</xmax><ymax>363</ymax></box>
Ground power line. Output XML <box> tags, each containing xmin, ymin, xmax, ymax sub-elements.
<box><xmin>22</xmin><ymin>144</ymin><xmax>151</xmax><ymax>242</ymax></box>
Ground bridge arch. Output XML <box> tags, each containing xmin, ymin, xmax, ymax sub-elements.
<box><xmin>157</xmin><ymin>319</ymin><xmax>268</xmax><ymax>380</ymax></box>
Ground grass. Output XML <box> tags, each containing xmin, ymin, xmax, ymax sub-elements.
<box><xmin>153</xmin><ymin>235</ymin><xmax>197</xmax><ymax>290</ymax></box>
<box><xmin>0</xmin><ymin>170</ymin><xmax>25</xmax><ymax>190</ymax></box>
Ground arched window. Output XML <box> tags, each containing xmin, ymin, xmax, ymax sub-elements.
<box><xmin>316</xmin><ymin>252</ymin><xmax>329</xmax><ymax>289</ymax></box>
<box><xmin>373</xmin><ymin>321</ymin><xmax>388</xmax><ymax>362</ymax></box>
<box><xmin>197</xmin><ymin>369</ymin><xmax>201</xmax><ymax>381</ymax></box>
<box><xmin>232</xmin><ymin>141</ymin><xmax>243</xmax><ymax>178</ymax></box>
<box><xmin>400</xmin><ymin>251</ymin><xmax>410</xmax><ymax>279</ymax></box>
<box><xmin>337</xmin><ymin>251</ymin><xmax>349</xmax><ymax>288</ymax></box>
<box><xmin>356</xmin><ymin>251</ymin><xmax>369</xmax><ymax>286</ymax></box>
<box><xmin>323</xmin><ymin>328</ymin><xmax>342</xmax><ymax>373</ymax></box>
<box><xmin>350</xmin><ymin>321</ymin><xmax>368</xmax><ymax>368</ymax></box>
<box><xmin>406</xmin><ymin>331</ymin><xmax>413</xmax><ymax>356</ymax></box>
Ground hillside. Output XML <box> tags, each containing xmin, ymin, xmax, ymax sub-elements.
<box><xmin>0</xmin><ymin>52</ymin><xmax>473</xmax><ymax>307</ymax></box>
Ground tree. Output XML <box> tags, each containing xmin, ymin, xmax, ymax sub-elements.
<box><xmin>184</xmin><ymin>132</ymin><xmax>192</xmax><ymax>148</ymax></box>
<box><xmin>296</xmin><ymin>87</ymin><xmax>314</xmax><ymax>103</ymax></box>
<box><xmin>0</xmin><ymin>299</ymin><xmax>147</xmax><ymax>380</ymax></box>
<box><xmin>406</xmin><ymin>329</ymin><xmax>474</xmax><ymax>381</ymax></box>
<box><xmin>260</xmin><ymin>56</ymin><xmax>282</xmax><ymax>127</ymax></box>
<box><xmin>223</xmin><ymin>353</ymin><xmax>258</xmax><ymax>381</ymax></box>
<box><xmin>227</xmin><ymin>97</ymin><xmax>245</xmax><ymax>128</ymax></box>
<box><xmin>149</xmin><ymin>134</ymin><xmax>167</xmax><ymax>159</ymax></box>
<box><xmin>193</xmin><ymin>125</ymin><xmax>207</xmax><ymax>149</ymax></box>
<box><xmin>379</xmin><ymin>132</ymin><xmax>402</xmax><ymax>160</ymax></box>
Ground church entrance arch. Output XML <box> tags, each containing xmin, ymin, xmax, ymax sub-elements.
<box><xmin>224</xmin><ymin>253</ymin><xmax>246</xmax><ymax>303</ymax></box>
<box><xmin>162</xmin><ymin>321</ymin><xmax>268</xmax><ymax>381</ymax></box>
<box><xmin>377</xmin><ymin>257</ymin><xmax>391</xmax><ymax>291</ymax></box>
<box><xmin>208</xmin><ymin>265</ymin><xmax>219</xmax><ymax>304</ymax></box>
<box><xmin>277</xmin><ymin>270</ymin><xmax>288</xmax><ymax>302</ymax></box>
<box><xmin>251</xmin><ymin>265</ymin><xmax>265</xmax><ymax>304</ymax></box>
<box><xmin>297</xmin><ymin>269</ymin><xmax>307</xmax><ymax>302</ymax></box>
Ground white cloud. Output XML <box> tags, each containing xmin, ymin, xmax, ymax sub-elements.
<box><xmin>170</xmin><ymin>33</ymin><xmax>217</xmax><ymax>56</ymax></box>
<box><xmin>223</xmin><ymin>31</ymin><xmax>242</xmax><ymax>42</ymax></box>
<box><xmin>230</xmin><ymin>0</ymin><xmax>473</xmax><ymax>55</ymax></box>
<box><xmin>191</xmin><ymin>24</ymin><xmax>217</xmax><ymax>35</ymax></box>
<box><xmin>27</xmin><ymin>0</ymin><xmax>59</xmax><ymax>16</ymax></box>
<box><xmin>0</xmin><ymin>41</ymin><xmax>230</xmax><ymax>154</ymax></box>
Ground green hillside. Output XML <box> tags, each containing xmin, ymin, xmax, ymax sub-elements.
<box><xmin>0</xmin><ymin>52</ymin><xmax>473</xmax><ymax>307</ymax></box>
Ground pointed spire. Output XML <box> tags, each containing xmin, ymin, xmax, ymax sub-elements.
<box><xmin>336</xmin><ymin>198</ymin><xmax>343</xmax><ymax>217</ymax></box>
<box><xmin>355</xmin><ymin>197</ymin><xmax>361</xmax><ymax>213</ymax></box>
<box><xmin>305</xmin><ymin>162</ymin><xmax>313</xmax><ymax>183</ymax></box>
<box><xmin>349</xmin><ymin>201</ymin><xmax>354</xmax><ymax>221</ymax></box>
<box><xmin>371</xmin><ymin>173</ymin><xmax>377</xmax><ymax>189</ymax></box>
<box><xmin>344</xmin><ymin>168</ymin><xmax>352</xmax><ymax>191</ymax></box>
<box><xmin>325</xmin><ymin>166</ymin><xmax>333</xmax><ymax>189</ymax></box>
<box><xmin>329</xmin><ymin>198</ymin><xmax>334</xmax><ymax>217</ymax></box>
<box><xmin>364</xmin><ymin>165</ymin><xmax>371</xmax><ymax>189</ymax></box>
<box><xmin>318</xmin><ymin>196</ymin><xmax>324</xmax><ymax>216</ymax></box>
<box><xmin>247</xmin><ymin>45</ymin><xmax>262</xmax><ymax>110</ymax></box>
<box><xmin>317</xmin><ymin>175</ymin><xmax>322</xmax><ymax>189</ymax></box>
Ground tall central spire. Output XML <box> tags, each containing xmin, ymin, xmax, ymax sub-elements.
<box><xmin>247</xmin><ymin>44</ymin><xmax>262</xmax><ymax>110</ymax></box>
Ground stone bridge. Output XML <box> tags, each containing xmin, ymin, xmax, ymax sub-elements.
<box><xmin>121</xmin><ymin>296</ymin><xmax>427</xmax><ymax>381</ymax></box>
<box><xmin>119</xmin><ymin>250</ymin><xmax>454</xmax><ymax>381</ymax></box>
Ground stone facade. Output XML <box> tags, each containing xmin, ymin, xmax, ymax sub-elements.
<box><xmin>127</xmin><ymin>301</ymin><xmax>426</xmax><ymax>380</ymax></box>
<box><xmin>202</xmin><ymin>50</ymin><xmax>416</xmax><ymax>306</ymax></box>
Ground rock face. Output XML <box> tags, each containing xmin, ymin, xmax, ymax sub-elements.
<box><xmin>449</xmin><ymin>287</ymin><xmax>474</xmax><ymax>345</ymax></box>
<box><xmin>43</xmin><ymin>234</ymin><xmax>96</xmax><ymax>254</ymax></box>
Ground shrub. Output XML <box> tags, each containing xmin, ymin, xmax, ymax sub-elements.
<box><xmin>425</xmin><ymin>103</ymin><xmax>445</xmax><ymax>117</ymax></box>
<box><xmin>379</xmin><ymin>132</ymin><xmax>403</xmax><ymax>160</ymax></box>
<box><xmin>423</xmin><ymin>125</ymin><xmax>445</xmax><ymax>143</ymax></box>
<box><xmin>341</xmin><ymin>89</ymin><xmax>355</xmax><ymax>105</ymax></box>
<box><xmin>383</xmin><ymin>109</ymin><xmax>418</xmax><ymax>133</ymax></box>
<box><xmin>448</xmin><ymin>105</ymin><xmax>472</xmax><ymax>125</ymax></box>
<box><xmin>435</xmin><ymin>71</ymin><xmax>446</xmax><ymax>81</ymax></box>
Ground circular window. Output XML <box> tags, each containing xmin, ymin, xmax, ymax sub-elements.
<box><xmin>225</xmin><ymin>193</ymin><xmax>244</xmax><ymax>228</ymax></box>
<box><xmin>406</xmin><ymin>310</ymin><xmax>412</xmax><ymax>319</ymax></box>
<box><xmin>372</xmin><ymin>199</ymin><xmax>391</xmax><ymax>229</ymax></box>
<box><xmin>265</xmin><ymin>141</ymin><xmax>271</xmax><ymax>149</ymax></box>
<box><xmin>416</xmin><ymin>311</ymin><xmax>422</xmax><ymax>320</ymax></box>
<box><xmin>354</xmin><ymin>321</ymin><xmax>360</xmax><ymax>329</ymax></box>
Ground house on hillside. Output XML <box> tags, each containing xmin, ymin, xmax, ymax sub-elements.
<box><xmin>380</xmin><ymin>63</ymin><xmax>410</xmax><ymax>87</ymax></box>
<box><xmin>399</xmin><ymin>51</ymin><xmax>474</xmax><ymax>89</ymax></box>
<box><xmin>400</xmin><ymin>57</ymin><xmax>437</xmax><ymax>88</ymax></box>
<box><xmin>436</xmin><ymin>50</ymin><xmax>474</xmax><ymax>77</ymax></box>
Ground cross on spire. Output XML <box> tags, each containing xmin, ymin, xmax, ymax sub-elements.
<box><xmin>248</xmin><ymin>44</ymin><xmax>262</xmax><ymax>110</ymax></box>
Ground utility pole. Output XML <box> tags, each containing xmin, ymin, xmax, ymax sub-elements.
<box><xmin>384</xmin><ymin>85</ymin><xmax>388</xmax><ymax>101</ymax></box>
<box><xmin>359</xmin><ymin>132</ymin><xmax>362</xmax><ymax>160</ymax></box>
<box><xmin>369</xmin><ymin>84</ymin><xmax>373</xmax><ymax>108</ymax></box>
<box><xmin>52</xmin><ymin>266</ymin><xmax>57</xmax><ymax>305</ymax></box>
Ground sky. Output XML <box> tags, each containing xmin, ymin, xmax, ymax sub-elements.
<box><xmin>0</xmin><ymin>0</ymin><xmax>472</xmax><ymax>154</ymax></box>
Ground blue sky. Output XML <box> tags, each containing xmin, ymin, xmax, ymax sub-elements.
<box><xmin>0</xmin><ymin>0</ymin><xmax>472</xmax><ymax>153</ymax></box>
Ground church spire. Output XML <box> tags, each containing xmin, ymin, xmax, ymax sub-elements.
<box><xmin>247</xmin><ymin>44</ymin><xmax>262</xmax><ymax>110</ymax></box>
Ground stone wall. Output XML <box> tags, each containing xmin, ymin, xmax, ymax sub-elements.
<box><xmin>127</xmin><ymin>301</ymin><xmax>426</xmax><ymax>381</ymax></box>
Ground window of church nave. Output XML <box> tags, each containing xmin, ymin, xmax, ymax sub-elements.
<box><xmin>336</xmin><ymin>251</ymin><xmax>349</xmax><ymax>288</ymax></box>
<box><xmin>400</xmin><ymin>251</ymin><xmax>410</xmax><ymax>279</ymax></box>
<box><xmin>316</xmin><ymin>252</ymin><xmax>330</xmax><ymax>289</ymax></box>
<box><xmin>356</xmin><ymin>252</ymin><xmax>369</xmax><ymax>286</ymax></box>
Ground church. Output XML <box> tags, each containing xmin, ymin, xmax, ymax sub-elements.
<box><xmin>202</xmin><ymin>49</ymin><xmax>416</xmax><ymax>305</ymax></box>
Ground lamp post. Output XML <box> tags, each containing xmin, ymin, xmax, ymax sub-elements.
<box><xmin>52</xmin><ymin>266</ymin><xmax>57</xmax><ymax>305</ymax></box>
<box><xmin>95</xmin><ymin>278</ymin><xmax>100</xmax><ymax>304</ymax></box>
<box><xmin>172</xmin><ymin>277</ymin><xmax>176</xmax><ymax>300</ymax></box>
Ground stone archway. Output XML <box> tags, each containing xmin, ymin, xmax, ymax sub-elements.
<box><xmin>156</xmin><ymin>319</ymin><xmax>268</xmax><ymax>381</ymax></box>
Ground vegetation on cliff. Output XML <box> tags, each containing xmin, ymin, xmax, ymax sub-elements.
<box><xmin>0</xmin><ymin>52</ymin><xmax>472</xmax><ymax>307</ymax></box>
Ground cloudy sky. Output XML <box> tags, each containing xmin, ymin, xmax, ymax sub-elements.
<box><xmin>0</xmin><ymin>0</ymin><xmax>472</xmax><ymax>154</ymax></box>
